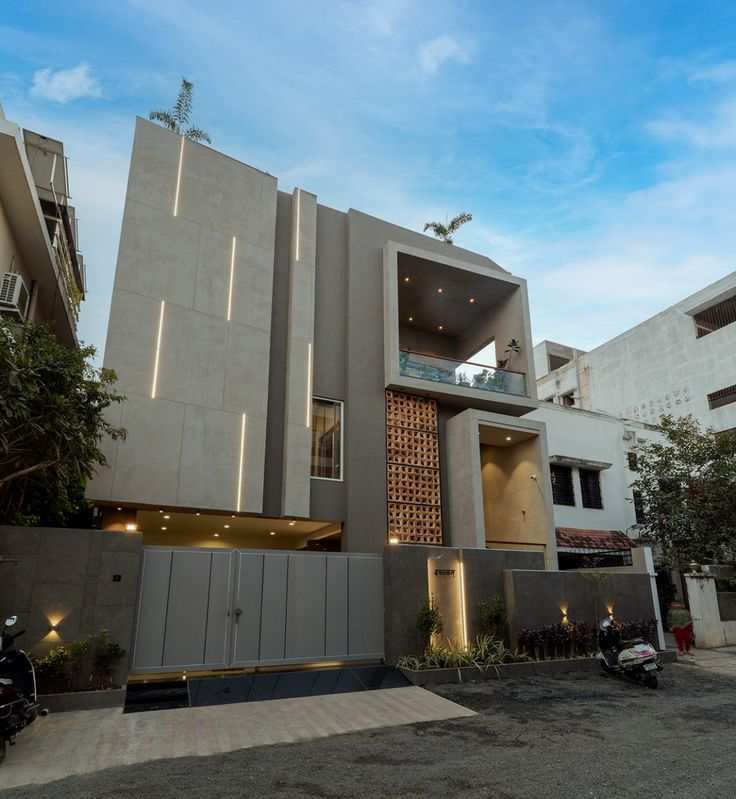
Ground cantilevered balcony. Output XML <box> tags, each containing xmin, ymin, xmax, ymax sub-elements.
<box><xmin>399</xmin><ymin>349</ymin><xmax>526</xmax><ymax>396</ymax></box>
<box><xmin>383</xmin><ymin>240</ymin><xmax>538</xmax><ymax>416</ymax></box>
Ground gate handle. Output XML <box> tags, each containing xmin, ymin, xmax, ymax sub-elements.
<box><xmin>234</xmin><ymin>608</ymin><xmax>242</xmax><ymax>623</ymax></box>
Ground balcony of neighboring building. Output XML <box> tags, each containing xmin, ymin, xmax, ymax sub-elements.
<box><xmin>0</xmin><ymin>113</ymin><xmax>83</xmax><ymax>345</ymax></box>
<box><xmin>383</xmin><ymin>240</ymin><xmax>538</xmax><ymax>416</ymax></box>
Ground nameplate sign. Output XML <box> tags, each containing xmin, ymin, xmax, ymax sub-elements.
<box><xmin>434</xmin><ymin>569</ymin><xmax>456</xmax><ymax>577</ymax></box>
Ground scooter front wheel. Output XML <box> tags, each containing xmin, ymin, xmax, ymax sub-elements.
<box><xmin>644</xmin><ymin>673</ymin><xmax>658</xmax><ymax>690</ymax></box>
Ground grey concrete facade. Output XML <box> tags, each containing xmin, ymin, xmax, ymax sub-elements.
<box><xmin>0</xmin><ymin>526</ymin><xmax>143</xmax><ymax>684</ymax></box>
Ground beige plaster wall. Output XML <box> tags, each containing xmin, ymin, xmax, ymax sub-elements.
<box><xmin>0</xmin><ymin>197</ymin><xmax>39</xmax><ymax>321</ymax></box>
<box><xmin>480</xmin><ymin>439</ymin><xmax>549</xmax><ymax>549</ymax></box>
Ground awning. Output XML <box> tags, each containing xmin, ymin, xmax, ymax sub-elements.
<box><xmin>556</xmin><ymin>527</ymin><xmax>633</xmax><ymax>553</ymax></box>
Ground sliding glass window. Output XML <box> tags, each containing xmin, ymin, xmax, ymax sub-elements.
<box><xmin>311</xmin><ymin>398</ymin><xmax>343</xmax><ymax>480</ymax></box>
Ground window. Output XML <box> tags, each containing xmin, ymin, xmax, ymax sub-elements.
<box><xmin>548</xmin><ymin>354</ymin><xmax>571</xmax><ymax>371</ymax></box>
<box><xmin>579</xmin><ymin>468</ymin><xmax>603</xmax><ymax>509</ymax></box>
<box><xmin>693</xmin><ymin>295</ymin><xmax>736</xmax><ymax>338</ymax></box>
<box><xmin>561</xmin><ymin>392</ymin><xmax>575</xmax><ymax>407</ymax></box>
<box><xmin>544</xmin><ymin>396</ymin><xmax>555</xmax><ymax>403</ymax></box>
<box><xmin>632</xmin><ymin>489</ymin><xmax>645</xmax><ymax>524</ymax></box>
<box><xmin>311</xmin><ymin>398</ymin><xmax>342</xmax><ymax>480</ymax></box>
<box><xmin>707</xmin><ymin>384</ymin><xmax>736</xmax><ymax>410</ymax></box>
<box><xmin>550</xmin><ymin>465</ymin><xmax>575</xmax><ymax>506</ymax></box>
<box><xmin>627</xmin><ymin>451</ymin><xmax>638</xmax><ymax>471</ymax></box>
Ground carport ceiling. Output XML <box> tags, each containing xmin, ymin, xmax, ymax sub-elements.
<box><xmin>478</xmin><ymin>425</ymin><xmax>537</xmax><ymax>447</ymax></box>
<box><xmin>398</xmin><ymin>252</ymin><xmax>516</xmax><ymax>339</ymax></box>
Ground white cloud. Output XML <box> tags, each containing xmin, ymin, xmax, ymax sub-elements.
<box><xmin>417</xmin><ymin>34</ymin><xmax>472</xmax><ymax>76</ymax></box>
<box><xmin>648</xmin><ymin>97</ymin><xmax>736</xmax><ymax>151</ymax></box>
<box><xmin>31</xmin><ymin>63</ymin><xmax>101</xmax><ymax>104</ymax></box>
<box><xmin>687</xmin><ymin>60</ymin><xmax>736</xmax><ymax>84</ymax></box>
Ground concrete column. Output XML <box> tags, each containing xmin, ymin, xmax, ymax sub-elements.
<box><xmin>685</xmin><ymin>571</ymin><xmax>726</xmax><ymax>648</ymax></box>
<box><xmin>635</xmin><ymin>547</ymin><xmax>666</xmax><ymax>650</ymax></box>
<box><xmin>445</xmin><ymin>410</ymin><xmax>486</xmax><ymax>548</ymax></box>
<box><xmin>281</xmin><ymin>188</ymin><xmax>317</xmax><ymax>517</ymax></box>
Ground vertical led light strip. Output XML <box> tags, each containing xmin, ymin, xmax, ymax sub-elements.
<box><xmin>172</xmin><ymin>136</ymin><xmax>185</xmax><ymax>216</ymax></box>
<box><xmin>236</xmin><ymin>412</ymin><xmax>247</xmax><ymax>512</ymax></box>
<box><xmin>227</xmin><ymin>236</ymin><xmax>237</xmax><ymax>321</ymax></box>
<box><xmin>151</xmin><ymin>300</ymin><xmax>166</xmax><ymax>399</ymax></box>
<box><xmin>459</xmin><ymin>556</ymin><xmax>469</xmax><ymax>648</ymax></box>
<box><xmin>294</xmin><ymin>188</ymin><xmax>301</xmax><ymax>262</ymax></box>
<box><xmin>305</xmin><ymin>342</ymin><xmax>313</xmax><ymax>428</ymax></box>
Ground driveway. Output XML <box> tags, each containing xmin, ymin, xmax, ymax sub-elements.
<box><xmin>2</xmin><ymin>663</ymin><xmax>735</xmax><ymax>799</ymax></box>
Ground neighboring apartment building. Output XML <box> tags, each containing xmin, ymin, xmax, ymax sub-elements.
<box><xmin>0</xmin><ymin>104</ymin><xmax>85</xmax><ymax>343</ymax></box>
<box><xmin>86</xmin><ymin>119</ymin><xmax>661</xmax><ymax>673</ymax></box>
<box><xmin>535</xmin><ymin>272</ymin><xmax>736</xmax><ymax>433</ymax></box>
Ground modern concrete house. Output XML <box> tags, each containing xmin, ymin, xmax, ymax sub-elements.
<box><xmin>81</xmin><ymin>119</ymin><xmax>662</xmax><ymax>674</ymax></box>
<box><xmin>0</xmin><ymin>104</ymin><xmax>85</xmax><ymax>343</ymax></box>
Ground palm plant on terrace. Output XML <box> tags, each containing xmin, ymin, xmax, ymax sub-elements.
<box><xmin>149</xmin><ymin>77</ymin><xmax>211</xmax><ymax>144</ymax></box>
<box><xmin>423</xmin><ymin>212</ymin><xmax>472</xmax><ymax>244</ymax></box>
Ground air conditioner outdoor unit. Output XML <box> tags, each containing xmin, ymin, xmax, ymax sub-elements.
<box><xmin>0</xmin><ymin>272</ymin><xmax>30</xmax><ymax>321</ymax></box>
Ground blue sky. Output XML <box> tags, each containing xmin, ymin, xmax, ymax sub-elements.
<box><xmin>2</xmin><ymin>1</ymin><xmax>736</xmax><ymax>359</ymax></box>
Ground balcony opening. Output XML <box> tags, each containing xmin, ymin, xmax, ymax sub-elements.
<box><xmin>396</xmin><ymin>251</ymin><xmax>526</xmax><ymax>397</ymax></box>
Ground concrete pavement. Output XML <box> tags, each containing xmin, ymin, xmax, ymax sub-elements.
<box><xmin>1</xmin><ymin>686</ymin><xmax>475</xmax><ymax>791</ymax></box>
<box><xmin>678</xmin><ymin>645</ymin><xmax>736</xmax><ymax>678</ymax></box>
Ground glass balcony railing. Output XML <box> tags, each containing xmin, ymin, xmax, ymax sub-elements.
<box><xmin>399</xmin><ymin>349</ymin><xmax>526</xmax><ymax>397</ymax></box>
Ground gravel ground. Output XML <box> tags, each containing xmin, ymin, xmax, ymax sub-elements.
<box><xmin>2</xmin><ymin>664</ymin><xmax>735</xmax><ymax>799</ymax></box>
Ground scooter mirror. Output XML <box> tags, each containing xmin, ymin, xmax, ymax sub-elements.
<box><xmin>4</xmin><ymin>616</ymin><xmax>17</xmax><ymax>627</ymax></box>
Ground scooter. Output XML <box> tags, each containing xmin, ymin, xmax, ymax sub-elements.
<box><xmin>0</xmin><ymin>615</ymin><xmax>44</xmax><ymax>763</ymax></box>
<box><xmin>596</xmin><ymin>618</ymin><xmax>662</xmax><ymax>689</ymax></box>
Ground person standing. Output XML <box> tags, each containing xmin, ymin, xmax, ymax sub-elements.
<box><xmin>667</xmin><ymin>601</ymin><xmax>694</xmax><ymax>656</ymax></box>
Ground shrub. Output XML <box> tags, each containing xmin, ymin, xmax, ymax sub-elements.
<box><xmin>416</xmin><ymin>595</ymin><xmax>444</xmax><ymax>647</ymax></box>
<box><xmin>33</xmin><ymin>629</ymin><xmax>125</xmax><ymax>693</ymax></box>
<box><xmin>396</xmin><ymin>634</ymin><xmax>529</xmax><ymax>671</ymax></box>
<box><xmin>479</xmin><ymin>596</ymin><xmax>507</xmax><ymax>640</ymax></box>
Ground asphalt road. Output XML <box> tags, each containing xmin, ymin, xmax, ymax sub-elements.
<box><xmin>2</xmin><ymin>664</ymin><xmax>735</xmax><ymax>799</ymax></box>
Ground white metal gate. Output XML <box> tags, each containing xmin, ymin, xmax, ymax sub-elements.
<box><xmin>131</xmin><ymin>547</ymin><xmax>384</xmax><ymax>674</ymax></box>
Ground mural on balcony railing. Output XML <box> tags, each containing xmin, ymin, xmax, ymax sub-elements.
<box><xmin>399</xmin><ymin>350</ymin><xmax>525</xmax><ymax>396</ymax></box>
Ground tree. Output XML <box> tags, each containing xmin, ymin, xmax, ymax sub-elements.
<box><xmin>149</xmin><ymin>77</ymin><xmax>211</xmax><ymax>144</ymax></box>
<box><xmin>0</xmin><ymin>320</ymin><xmax>126</xmax><ymax>526</ymax></box>
<box><xmin>631</xmin><ymin>414</ymin><xmax>736</xmax><ymax>570</ymax></box>
<box><xmin>423</xmin><ymin>212</ymin><xmax>472</xmax><ymax>244</ymax></box>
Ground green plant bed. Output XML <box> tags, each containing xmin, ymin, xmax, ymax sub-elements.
<box><xmin>397</xmin><ymin>634</ymin><xmax>528</xmax><ymax>673</ymax></box>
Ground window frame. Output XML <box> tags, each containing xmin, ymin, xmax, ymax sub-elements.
<box><xmin>579</xmin><ymin>467</ymin><xmax>603</xmax><ymax>510</ymax></box>
<box><xmin>550</xmin><ymin>464</ymin><xmax>576</xmax><ymax>506</ymax></box>
<box><xmin>310</xmin><ymin>396</ymin><xmax>344</xmax><ymax>482</ymax></box>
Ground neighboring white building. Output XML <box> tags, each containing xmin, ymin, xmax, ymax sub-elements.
<box><xmin>535</xmin><ymin>272</ymin><xmax>736</xmax><ymax>434</ymax></box>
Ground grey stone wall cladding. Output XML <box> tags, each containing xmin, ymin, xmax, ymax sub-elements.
<box><xmin>383</xmin><ymin>545</ymin><xmax>656</xmax><ymax>662</ymax></box>
<box><xmin>0</xmin><ymin>527</ymin><xmax>143</xmax><ymax>684</ymax></box>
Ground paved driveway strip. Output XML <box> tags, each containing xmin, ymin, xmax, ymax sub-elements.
<box><xmin>1</xmin><ymin>686</ymin><xmax>475</xmax><ymax>790</ymax></box>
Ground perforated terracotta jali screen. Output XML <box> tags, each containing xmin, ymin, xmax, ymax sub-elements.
<box><xmin>385</xmin><ymin>390</ymin><xmax>443</xmax><ymax>544</ymax></box>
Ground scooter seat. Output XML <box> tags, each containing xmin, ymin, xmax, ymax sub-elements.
<box><xmin>618</xmin><ymin>638</ymin><xmax>645</xmax><ymax>650</ymax></box>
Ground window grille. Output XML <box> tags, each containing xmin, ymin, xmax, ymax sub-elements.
<box><xmin>550</xmin><ymin>464</ymin><xmax>575</xmax><ymax>506</ymax></box>
<box><xmin>311</xmin><ymin>398</ymin><xmax>342</xmax><ymax>479</ymax></box>
<box><xmin>707</xmin><ymin>384</ymin><xmax>736</xmax><ymax>410</ymax></box>
<box><xmin>633</xmin><ymin>489</ymin><xmax>645</xmax><ymax>524</ymax></box>
<box><xmin>694</xmin><ymin>295</ymin><xmax>736</xmax><ymax>338</ymax></box>
<box><xmin>579</xmin><ymin>468</ymin><xmax>603</xmax><ymax>509</ymax></box>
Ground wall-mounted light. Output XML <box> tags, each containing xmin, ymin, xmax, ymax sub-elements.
<box><xmin>408</xmin><ymin>316</ymin><xmax>414</xmax><ymax>322</ymax></box>
<box><xmin>214</xmin><ymin>533</ymin><xmax>219</xmax><ymax>538</ymax></box>
<box><xmin>270</xmin><ymin>531</ymin><xmax>276</xmax><ymax>536</ymax></box>
<box><xmin>196</xmin><ymin>511</ymin><xmax>201</xmax><ymax>516</ymax></box>
<box><xmin>506</xmin><ymin>436</ymin><xmax>512</xmax><ymax>441</ymax></box>
<box><xmin>404</xmin><ymin>276</ymin><xmax>410</xmax><ymax>283</ymax></box>
<box><xmin>161</xmin><ymin>526</ymin><xmax>167</xmax><ymax>531</ymax></box>
<box><xmin>469</xmin><ymin>298</ymin><xmax>475</xmax><ymax>304</ymax></box>
<box><xmin>606</xmin><ymin>604</ymin><xmax>614</xmax><ymax>620</ymax></box>
<box><xmin>437</xmin><ymin>288</ymin><xmax>443</xmax><ymax>293</ymax></box>
<box><xmin>224</xmin><ymin>524</ymin><xmax>230</xmax><ymax>529</ymax></box>
<box><xmin>158</xmin><ymin>508</ymin><xmax>163</xmax><ymax>513</ymax></box>
<box><xmin>116</xmin><ymin>506</ymin><xmax>122</xmax><ymax>511</ymax></box>
<box><xmin>388</xmin><ymin>535</ymin><xmax>400</xmax><ymax>545</ymax></box>
<box><xmin>560</xmin><ymin>606</ymin><xmax>569</xmax><ymax>625</ymax></box>
<box><xmin>437</xmin><ymin>325</ymin><xmax>443</xmax><ymax>331</ymax></box>
<box><xmin>289</xmin><ymin>520</ymin><xmax>296</xmax><ymax>526</ymax></box>
<box><xmin>163</xmin><ymin>515</ymin><xmax>170</xmax><ymax>520</ymax></box>
<box><xmin>125</xmin><ymin>523</ymin><xmax>138</xmax><ymax>532</ymax></box>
